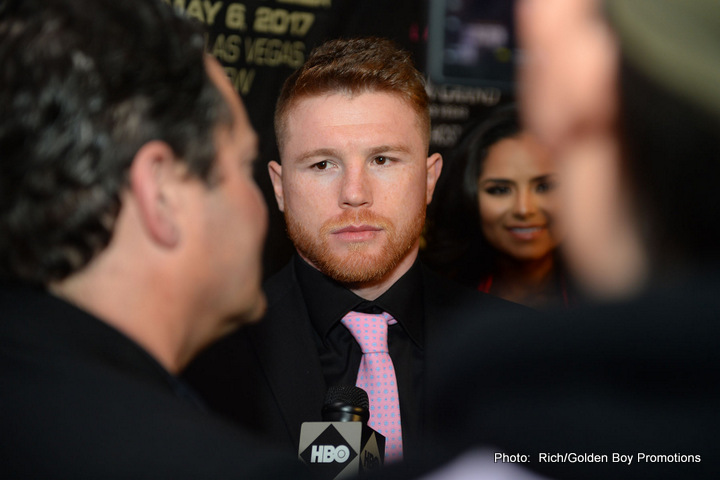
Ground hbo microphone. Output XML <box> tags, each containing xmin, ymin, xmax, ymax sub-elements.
<box><xmin>298</xmin><ymin>386</ymin><xmax>385</xmax><ymax>479</ymax></box>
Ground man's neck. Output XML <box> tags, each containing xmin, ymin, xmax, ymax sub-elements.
<box><xmin>48</xmin><ymin>258</ymin><xmax>186</xmax><ymax>374</ymax></box>
<box><xmin>350</xmin><ymin>249</ymin><xmax>419</xmax><ymax>301</ymax></box>
<box><xmin>298</xmin><ymin>247</ymin><xmax>419</xmax><ymax>301</ymax></box>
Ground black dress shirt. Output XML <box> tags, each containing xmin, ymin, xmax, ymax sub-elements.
<box><xmin>293</xmin><ymin>254</ymin><xmax>425</xmax><ymax>450</ymax></box>
<box><xmin>0</xmin><ymin>284</ymin><xmax>311</xmax><ymax>479</ymax></box>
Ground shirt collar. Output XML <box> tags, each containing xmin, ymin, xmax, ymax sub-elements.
<box><xmin>293</xmin><ymin>254</ymin><xmax>425</xmax><ymax>348</ymax></box>
<box><xmin>0</xmin><ymin>285</ymin><xmax>184</xmax><ymax>391</ymax></box>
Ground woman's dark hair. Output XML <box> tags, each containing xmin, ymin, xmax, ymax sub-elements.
<box><xmin>618</xmin><ymin>54</ymin><xmax>720</xmax><ymax>275</ymax></box>
<box><xmin>422</xmin><ymin>104</ymin><xmax>521</xmax><ymax>286</ymax></box>
<box><xmin>0</xmin><ymin>0</ymin><xmax>232</xmax><ymax>285</ymax></box>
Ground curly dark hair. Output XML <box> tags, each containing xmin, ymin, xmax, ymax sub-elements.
<box><xmin>422</xmin><ymin>104</ymin><xmax>521</xmax><ymax>287</ymax></box>
<box><xmin>0</xmin><ymin>0</ymin><xmax>231</xmax><ymax>285</ymax></box>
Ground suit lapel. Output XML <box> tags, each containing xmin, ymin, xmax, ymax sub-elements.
<box><xmin>420</xmin><ymin>266</ymin><xmax>475</xmax><ymax>441</ymax></box>
<box><xmin>249</xmin><ymin>263</ymin><xmax>327</xmax><ymax>448</ymax></box>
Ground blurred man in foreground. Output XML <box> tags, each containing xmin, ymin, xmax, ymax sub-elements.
<box><xmin>425</xmin><ymin>0</ymin><xmax>720</xmax><ymax>479</ymax></box>
<box><xmin>0</xmin><ymin>0</ymin><xmax>308</xmax><ymax>477</ymax></box>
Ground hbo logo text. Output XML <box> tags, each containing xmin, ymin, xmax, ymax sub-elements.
<box><xmin>310</xmin><ymin>445</ymin><xmax>351</xmax><ymax>463</ymax></box>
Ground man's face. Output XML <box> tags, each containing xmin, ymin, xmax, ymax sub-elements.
<box><xmin>193</xmin><ymin>59</ymin><xmax>267</xmax><ymax>333</ymax></box>
<box><xmin>270</xmin><ymin>92</ymin><xmax>441</xmax><ymax>287</ymax></box>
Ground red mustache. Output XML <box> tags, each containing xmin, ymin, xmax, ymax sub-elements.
<box><xmin>320</xmin><ymin>211</ymin><xmax>392</xmax><ymax>236</ymax></box>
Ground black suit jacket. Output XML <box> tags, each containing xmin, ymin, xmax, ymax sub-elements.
<box><xmin>0</xmin><ymin>285</ymin><xmax>309</xmax><ymax>479</ymax></box>
<box><xmin>183</xmin><ymin>259</ymin><xmax>529</xmax><ymax>462</ymax></box>
<box><xmin>426</xmin><ymin>270</ymin><xmax>720</xmax><ymax>479</ymax></box>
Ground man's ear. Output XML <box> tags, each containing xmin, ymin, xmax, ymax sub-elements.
<box><xmin>267</xmin><ymin>160</ymin><xmax>285</xmax><ymax>212</ymax></box>
<box><xmin>128</xmin><ymin>141</ymin><xmax>183</xmax><ymax>248</ymax></box>
<box><xmin>425</xmin><ymin>152</ymin><xmax>443</xmax><ymax>204</ymax></box>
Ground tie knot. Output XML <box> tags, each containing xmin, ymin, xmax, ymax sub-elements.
<box><xmin>341</xmin><ymin>311</ymin><xmax>395</xmax><ymax>354</ymax></box>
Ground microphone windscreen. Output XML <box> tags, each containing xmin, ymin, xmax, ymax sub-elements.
<box><xmin>301</xmin><ymin>386</ymin><xmax>384</xmax><ymax>477</ymax></box>
<box><xmin>324</xmin><ymin>385</ymin><xmax>369</xmax><ymax>410</ymax></box>
<box><xmin>322</xmin><ymin>385</ymin><xmax>370</xmax><ymax>424</ymax></box>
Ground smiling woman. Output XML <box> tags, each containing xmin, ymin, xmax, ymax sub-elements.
<box><xmin>423</xmin><ymin>104</ymin><xmax>572</xmax><ymax>310</ymax></box>
<box><xmin>478</xmin><ymin>131</ymin><xmax>558</xmax><ymax>262</ymax></box>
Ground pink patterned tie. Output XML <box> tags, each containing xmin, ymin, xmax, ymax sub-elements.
<box><xmin>341</xmin><ymin>311</ymin><xmax>403</xmax><ymax>462</ymax></box>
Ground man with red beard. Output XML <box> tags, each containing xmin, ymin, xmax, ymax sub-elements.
<box><xmin>183</xmin><ymin>37</ymin><xmax>527</xmax><ymax>466</ymax></box>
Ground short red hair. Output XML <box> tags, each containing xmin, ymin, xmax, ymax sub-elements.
<box><xmin>274</xmin><ymin>37</ymin><xmax>430</xmax><ymax>156</ymax></box>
